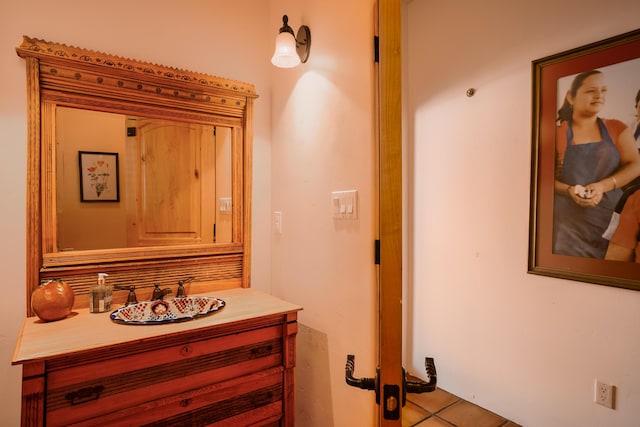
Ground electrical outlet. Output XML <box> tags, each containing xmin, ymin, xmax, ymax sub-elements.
<box><xmin>595</xmin><ymin>380</ymin><xmax>615</xmax><ymax>409</ymax></box>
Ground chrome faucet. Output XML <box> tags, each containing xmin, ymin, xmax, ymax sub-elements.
<box><xmin>152</xmin><ymin>283</ymin><xmax>172</xmax><ymax>300</ymax></box>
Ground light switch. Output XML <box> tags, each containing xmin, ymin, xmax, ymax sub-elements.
<box><xmin>331</xmin><ymin>190</ymin><xmax>358</xmax><ymax>220</ymax></box>
<box><xmin>274</xmin><ymin>211</ymin><xmax>282</xmax><ymax>234</ymax></box>
<box><xmin>333</xmin><ymin>197</ymin><xmax>341</xmax><ymax>216</ymax></box>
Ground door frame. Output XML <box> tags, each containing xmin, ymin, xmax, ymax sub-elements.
<box><xmin>377</xmin><ymin>0</ymin><xmax>403</xmax><ymax>425</ymax></box>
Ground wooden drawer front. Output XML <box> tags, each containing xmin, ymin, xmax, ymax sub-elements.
<box><xmin>68</xmin><ymin>367</ymin><xmax>284</xmax><ymax>427</ymax></box>
<box><xmin>46</xmin><ymin>326</ymin><xmax>283</xmax><ymax>427</ymax></box>
<box><xmin>141</xmin><ymin>372</ymin><xmax>283</xmax><ymax>427</ymax></box>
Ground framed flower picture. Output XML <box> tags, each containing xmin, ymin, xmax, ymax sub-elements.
<box><xmin>78</xmin><ymin>151</ymin><xmax>120</xmax><ymax>202</ymax></box>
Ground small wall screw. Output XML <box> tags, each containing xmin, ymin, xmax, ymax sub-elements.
<box><xmin>466</xmin><ymin>88</ymin><xmax>476</xmax><ymax>97</ymax></box>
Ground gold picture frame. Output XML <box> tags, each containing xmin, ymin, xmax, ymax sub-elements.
<box><xmin>529</xmin><ymin>28</ymin><xmax>640</xmax><ymax>291</ymax></box>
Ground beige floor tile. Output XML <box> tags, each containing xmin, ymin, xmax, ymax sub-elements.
<box><xmin>437</xmin><ymin>400</ymin><xmax>506</xmax><ymax>427</ymax></box>
<box><xmin>408</xmin><ymin>387</ymin><xmax>460</xmax><ymax>413</ymax></box>
<box><xmin>402</xmin><ymin>401</ymin><xmax>431</xmax><ymax>427</ymax></box>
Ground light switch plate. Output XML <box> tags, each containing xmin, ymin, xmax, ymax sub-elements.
<box><xmin>219</xmin><ymin>197</ymin><xmax>232</xmax><ymax>213</ymax></box>
<box><xmin>274</xmin><ymin>211</ymin><xmax>282</xmax><ymax>234</ymax></box>
<box><xmin>331</xmin><ymin>190</ymin><xmax>358</xmax><ymax>220</ymax></box>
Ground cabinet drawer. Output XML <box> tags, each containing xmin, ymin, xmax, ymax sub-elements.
<box><xmin>67</xmin><ymin>367</ymin><xmax>284</xmax><ymax>427</ymax></box>
<box><xmin>46</xmin><ymin>326</ymin><xmax>283</xmax><ymax>427</ymax></box>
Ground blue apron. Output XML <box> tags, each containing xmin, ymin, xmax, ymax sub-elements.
<box><xmin>553</xmin><ymin>118</ymin><xmax>623</xmax><ymax>258</ymax></box>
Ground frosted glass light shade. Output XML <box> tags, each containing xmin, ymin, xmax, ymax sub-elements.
<box><xmin>271</xmin><ymin>32</ymin><xmax>301</xmax><ymax>68</ymax></box>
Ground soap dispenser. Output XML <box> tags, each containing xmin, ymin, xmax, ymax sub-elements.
<box><xmin>90</xmin><ymin>273</ymin><xmax>111</xmax><ymax>313</ymax></box>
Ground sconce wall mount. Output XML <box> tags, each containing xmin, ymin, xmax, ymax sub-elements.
<box><xmin>271</xmin><ymin>15</ymin><xmax>311</xmax><ymax>68</ymax></box>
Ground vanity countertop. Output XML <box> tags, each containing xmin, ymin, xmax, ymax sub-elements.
<box><xmin>12</xmin><ymin>288</ymin><xmax>302</xmax><ymax>365</ymax></box>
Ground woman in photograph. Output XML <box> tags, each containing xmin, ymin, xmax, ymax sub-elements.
<box><xmin>602</xmin><ymin>87</ymin><xmax>640</xmax><ymax>237</ymax></box>
<box><xmin>605</xmin><ymin>189</ymin><xmax>640</xmax><ymax>262</ymax></box>
<box><xmin>631</xmin><ymin>88</ymin><xmax>640</xmax><ymax>144</ymax></box>
<box><xmin>553</xmin><ymin>70</ymin><xmax>640</xmax><ymax>258</ymax></box>
<box><xmin>604</xmin><ymin>88</ymin><xmax>640</xmax><ymax>262</ymax></box>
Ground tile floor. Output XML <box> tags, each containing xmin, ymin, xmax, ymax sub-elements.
<box><xmin>402</xmin><ymin>386</ymin><xmax>522</xmax><ymax>427</ymax></box>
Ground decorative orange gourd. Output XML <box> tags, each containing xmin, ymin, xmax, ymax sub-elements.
<box><xmin>31</xmin><ymin>279</ymin><xmax>75</xmax><ymax>322</ymax></box>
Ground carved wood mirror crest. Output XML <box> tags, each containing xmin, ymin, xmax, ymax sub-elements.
<box><xmin>17</xmin><ymin>36</ymin><xmax>257</xmax><ymax>313</ymax></box>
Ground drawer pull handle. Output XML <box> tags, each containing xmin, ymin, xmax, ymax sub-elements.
<box><xmin>250</xmin><ymin>345</ymin><xmax>273</xmax><ymax>358</ymax></box>
<box><xmin>65</xmin><ymin>385</ymin><xmax>105</xmax><ymax>405</ymax></box>
<box><xmin>180</xmin><ymin>398</ymin><xmax>192</xmax><ymax>407</ymax></box>
<box><xmin>180</xmin><ymin>345</ymin><xmax>193</xmax><ymax>357</ymax></box>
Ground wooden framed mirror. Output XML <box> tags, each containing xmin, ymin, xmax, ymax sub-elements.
<box><xmin>17</xmin><ymin>36</ymin><xmax>257</xmax><ymax>314</ymax></box>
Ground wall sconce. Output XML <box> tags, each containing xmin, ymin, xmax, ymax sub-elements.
<box><xmin>271</xmin><ymin>15</ymin><xmax>311</xmax><ymax>68</ymax></box>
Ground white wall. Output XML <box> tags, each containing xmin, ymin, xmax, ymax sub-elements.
<box><xmin>406</xmin><ymin>1</ymin><xmax>640</xmax><ymax>426</ymax></box>
<box><xmin>269</xmin><ymin>0</ymin><xmax>378</xmax><ymax>425</ymax></box>
<box><xmin>0</xmin><ymin>1</ymin><xmax>273</xmax><ymax>425</ymax></box>
<box><xmin>7</xmin><ymin>1</ymin><xmax>639</xmax><ymax>426</ymax></box>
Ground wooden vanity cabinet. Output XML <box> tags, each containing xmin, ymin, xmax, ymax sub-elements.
<box><xmin>14</xmin><ymin>38</ymin><xmax>303</xmax><ymax>426</ymax></box>
<box><xmin>13</xmin><ymin>289</ymin><xmax>301</xmax><ymax>427</ymax></box>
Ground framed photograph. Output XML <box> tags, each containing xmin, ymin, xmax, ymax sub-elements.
<box><xmin>529</xmin><ymin>29</ymin><xmax>640</xmax><ymax>291</ymax></box>
<box><xmin>78</xmin><ymin>151</ymin><xmax>120</xmax><ymax>202</ymax></box>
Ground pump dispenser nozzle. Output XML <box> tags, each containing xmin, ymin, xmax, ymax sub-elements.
<box><xmin>98</xmin><ymin>273</ymin><xmax>108</xmax><ymax>285</ymax></box>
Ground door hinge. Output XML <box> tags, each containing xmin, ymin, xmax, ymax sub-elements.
<box><xmin>375</xmin><ymin>239</ymin><xmax>380</xmax><ymax>265</ymax></box>
<box><xmin>374</xmin><ymin>36</ymin><xmax>379</xmax><ymax>63</ymax></box>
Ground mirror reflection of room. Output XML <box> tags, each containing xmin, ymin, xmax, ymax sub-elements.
<box><xmin>55</xmin><ymin>107</ymin><xmax>232</xmax><ymax>251</ymax></box>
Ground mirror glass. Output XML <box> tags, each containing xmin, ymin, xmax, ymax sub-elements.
<box><xmin>55</xmin><ymin>107</ymin><xmax>233</xmax><ymax>251</ymax></box>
